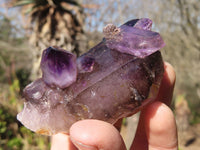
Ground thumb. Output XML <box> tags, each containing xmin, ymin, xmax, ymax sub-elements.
<box><xmin>70</xmin><ymin>119</ymin><xmax>126</xmax><ymax>150</ymax></box>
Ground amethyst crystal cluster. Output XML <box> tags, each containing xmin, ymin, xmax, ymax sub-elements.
<box><xmin>17</xmin><ymin>18</ymin><xmax>165</xmax><ymax>135</ymax></box>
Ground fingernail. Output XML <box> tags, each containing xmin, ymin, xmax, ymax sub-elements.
<box><xmin>70</xmin><ymin>137</ymin><xmax>98</xmax><ymax>150</ymax></box>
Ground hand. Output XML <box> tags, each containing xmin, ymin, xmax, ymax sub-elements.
<box><xmin>51</xmin><ymin>62</ymin><xmax>178</xmax><ymax>150</ymax></box>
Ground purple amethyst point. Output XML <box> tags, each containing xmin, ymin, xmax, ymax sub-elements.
<box><xmin>134</xmin><ymin>18</ymin><xmax>153</xmax><ymax>30</ymax></box>
<box><xmin>40</xmin><ymin>46</ymin><xmax>77</xmax><ymax>89</ymax></box>
<box><xmin>104</xmin><ymin>19</ymin><xmax>165</xmax><ymax>58</ymax></box>
<box><xmin>77</xmin><ymin>56</ymin><xmax>95</xmax><ymax>73</ymax></box>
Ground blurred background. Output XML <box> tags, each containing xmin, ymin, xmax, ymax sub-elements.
<box><xmin>0</xmin><ymin>0</ymin><xmax>199</xmax><ymax>149</ymax></box>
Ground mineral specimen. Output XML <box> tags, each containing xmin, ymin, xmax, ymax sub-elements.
<box><xmin>17</xmin><ymin>18</ymin><xmax>165</xmax><ymax>135</ymax></box>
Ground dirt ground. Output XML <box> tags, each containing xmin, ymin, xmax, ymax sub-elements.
<box><xmin>120</xmin><ymin>114</ymin><xmax>200</xmax><ymax>150</ymax></box>
<box><xmin>178</xmin><ymin>123</ymin><xmax>200</xmax><ymax>150</ymax></box>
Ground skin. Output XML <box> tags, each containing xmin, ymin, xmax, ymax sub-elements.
<box><xmin>51</xmin><ymin>62</ymin><xmax>178</xmax><ymax>150</ymax></box>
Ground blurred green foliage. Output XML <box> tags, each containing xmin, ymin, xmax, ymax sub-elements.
<box><xmin>0</xmin><ymin>15</ymin><xmax>50</xmax><ymax>149</ymax></box>
<box><xmin>0</xmin><ymin>17</ymin><xmax>12</xmax><ymax>41</ymax></box>
<box><xmin>0</xmin><ymin>78</ymin><xmax>50</xmax><ymax>150</ymax></box>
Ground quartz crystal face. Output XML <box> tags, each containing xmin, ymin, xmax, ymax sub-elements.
<box><xmin>17</xmin><ymin>18</ymin><xmax>165</xmax><ymax>135</ymax></box>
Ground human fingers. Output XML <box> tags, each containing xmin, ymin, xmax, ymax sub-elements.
<box><xmin>130</xmin><ymin>102</ymin><xmax>178</xmax><ymax>150</ymax></box>
<box><xmin>51</xmin><ymin>133</ymin><xmax>77</xmax><ymax>150</ymax></box>
<box><xmin>156</xmin><ymin>62</ymin><xmax>176</xmax><ymax>106</ymax></box>
<box><xmin>144</xmin><ymin>101</ymin><xmax>178</xmax><ymax>150</ymax></box>
<box><xmin>130</xmin><ymin>62</ymin><xmax>176</xmax><ymax>149</ymax></box>
<box><xmin>70</xmin><ymin>119</ymin><xmax>126</xmax><ymax>150</ymax></box>
<box><xmin>50</xmin><ymin>120</ymin><xmax>124</xmax><ymax>150</ymax></box>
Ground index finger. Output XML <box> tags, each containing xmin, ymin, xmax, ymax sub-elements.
<box><xmin>156</xmin><ymin>62</ymin><xmax>176</xmax><ymax>106</ymax></box>
<box><xmin>130</xmin><ymin>62</ymin><xmax>176</xmax><ymax>150</ymax></box>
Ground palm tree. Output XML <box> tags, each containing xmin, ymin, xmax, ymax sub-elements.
<box><xmin>8</xmin><ymin>0</ymin><xmax>86</xmax><ymax>79</ymax></box>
